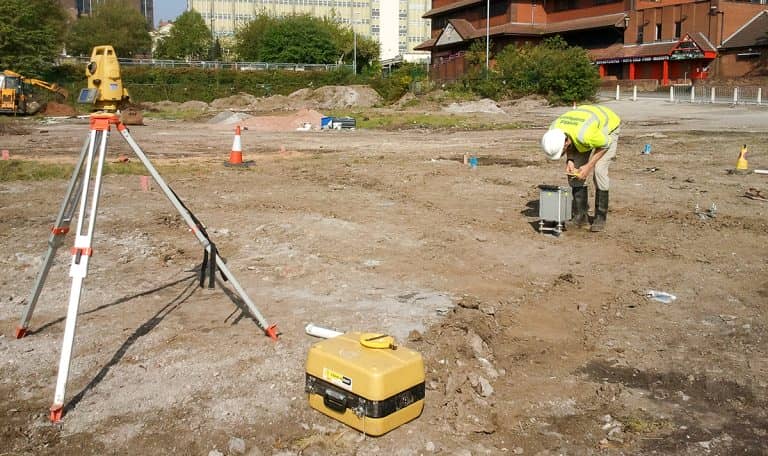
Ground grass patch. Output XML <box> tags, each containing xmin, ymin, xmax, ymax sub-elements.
<box><xmin>0</xmin><ymin>160</ymin><xmax>72</xmax><ymax>181</ymax></box>
<box><xmin>621</xmin><ymin>415</ymin><xmax>672</xmax><ymax>435</ymax></box>
<box><xmin>328</xmin><ymin>111</ymin><xmax>528</xmax><ymax>131</ymax></box>
<box><xmin>0</xmin><ymin>159</ymin><xmax>207</xmax><ymax>182</ymax></box>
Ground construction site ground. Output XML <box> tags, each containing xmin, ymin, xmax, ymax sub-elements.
<box><xmin>1</xmin><ymin>97</ymin><xmax>767</xmax><ymax>455</ymax></box>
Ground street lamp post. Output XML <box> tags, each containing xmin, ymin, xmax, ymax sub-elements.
<box><xmin>352</xmin><ymin>11</ymin><xmax>360</xmax><ymax>74</ymax></box>
<box><xmin>485</xmin><ymin>0</ymin><xmax>490</xmax><ymax>76</ymax></box>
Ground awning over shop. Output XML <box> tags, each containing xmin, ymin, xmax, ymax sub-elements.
<box><xmin>591</xmin><ymin>33</ymin><xmax>717</xmax><ymax>64</ymax></box>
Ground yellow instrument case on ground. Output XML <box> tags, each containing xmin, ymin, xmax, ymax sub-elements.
<box><xmin>305</xmin><ymin>332</ymin><xmax>425</xmax><ymax>436</ymax></box>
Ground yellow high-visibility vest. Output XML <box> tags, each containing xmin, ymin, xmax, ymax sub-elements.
<box><xmin>551</xmin><ymin>105</ymin><xmax>621</xmax><ymax>153</ymax></box>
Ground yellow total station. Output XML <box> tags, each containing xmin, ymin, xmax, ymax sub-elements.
<box><xmin>80</xmin><ymin>45</ymin><xmax>130</xmax><ymax>113</ymax></box>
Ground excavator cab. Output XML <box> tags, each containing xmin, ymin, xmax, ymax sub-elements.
<box><xmin>0</xmin><ymin>72</ymin><xmax>26</xmax><ymax>114</ymax></box>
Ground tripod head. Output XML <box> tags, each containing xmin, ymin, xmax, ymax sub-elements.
<box><xmin>78</xmin><ymin>45</ymin><xmax>130</xmax><ymax>113</ymax></box>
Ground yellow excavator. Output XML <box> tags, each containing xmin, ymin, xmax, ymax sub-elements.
<box><xmin>0</xmin><ymin>70</ymin><xmax>69</xmax><ymax>115</ymax></box>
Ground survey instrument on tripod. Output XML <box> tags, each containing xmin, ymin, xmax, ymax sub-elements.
<box><xmin>15</xmin><ymin>47</ymin><xmax>279</xmax><ymax>423</ymax></box>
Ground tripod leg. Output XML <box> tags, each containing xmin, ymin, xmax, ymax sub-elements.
<box><xmin>16</xmin><ymin>138</ymin><xmax>91</xmax><ymax>339</ymax></box>
<box><xmin>50</xmin><ymin>124</ymin><xmax>109</xmax><ymax>422</ymax></box>
<box><xmin>116</xmin><ymin>122</ymin><xmax>278</xmax><ymax>340</ymax></box>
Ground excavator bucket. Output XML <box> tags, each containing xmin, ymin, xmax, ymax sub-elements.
<box><xmin>121</xmin><ymin>107</ymin><xmax>144</xmax><ymax>125</ymax></box>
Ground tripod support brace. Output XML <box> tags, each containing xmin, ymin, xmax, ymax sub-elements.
<box><xmin>15</xmin><ymin>114</ymin><xmax>277</xmax><ymax>423</ymax></box>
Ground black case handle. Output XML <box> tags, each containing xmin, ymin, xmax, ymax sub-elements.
<box><xmin>323</xmin><ymin>388</ymin><xmax>347</xmax><ymax>413</ymax></box>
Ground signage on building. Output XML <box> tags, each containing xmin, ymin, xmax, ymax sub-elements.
<box><xmin>595</xmin><ymin>55</ymin><xmax>669</xmax><ymax>64</ymax></box>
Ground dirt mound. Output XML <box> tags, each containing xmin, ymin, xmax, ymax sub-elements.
<box><xmin>443</xmin><ymin>98</ymin><xmax>505</xmax><ymax>114</ymax></box>
<box><xmin>210</xmin><ymin>92</ymin><xmax>258</xmax><ymax>110</ymax></box>
<box><xmin>237</xmin><ymin>108</ymin><xmax>325</xmax><ymax>132</ymax></box>
<box><xmin>310</xmin><ymin>85</ymin><xmax>381</xmax><ymax>109</ymax></box>
<box><xmin>500</xmin><ymin>94</ymin><xmax>550</xmax><ymax>110</ymax></box>
<box><xmin>40</xmin><ymin>102</ymin><xmax>76</xmax><ymax>116</ymax></box>
<box><xmin>248</xmin><ymin>94</ymin><xmax>294</xmax><ymax>112</ymax></box>
<box><xmin>208</xmin><ymin>111</ymin><xmax>254</xmax><ymax>125</ymax></box>
<box><xmin>179</xmin><ymin>100</ymin><xmax>209</xmax><ymax>111</ymax></box>
<box><xmin>242</xmin><ymin>85</ymin><xmax>382</xmax><ymax>112</ymax></box>
<box><xmin>144</xmin><ymin>100</ymin><xmax>181</xmax><ymax>111</ymax></box>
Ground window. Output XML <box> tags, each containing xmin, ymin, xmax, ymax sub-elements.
<box><xmin>637</xmin><ymin>26</ymin><xmax>643</xmax><ymax>44</ymax></box>
<box><xmin>552</xmin><ymin>0</ymin><xmax>577</xmax><ymax>11</ymax></box>
<box><xmin>655</xmin><ymin>23</ymin><xmax>662</xmax><ymax>40</ymax></box>
<box><xmin>490</xmin><ymin>1</ymin><xmax>506</xmax><ymax>16</ymax></box>
<box><xmin>674</xmin><ymin>21</ymin><xmax>682</xmax><ymax>38</ymax></box>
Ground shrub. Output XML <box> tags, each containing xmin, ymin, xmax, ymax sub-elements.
<box><xmin>494</xmin><ymin>36</ymin><xmax>599</xmax><ymax>103</ymax></box>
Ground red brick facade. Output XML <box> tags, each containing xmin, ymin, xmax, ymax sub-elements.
<box><xmin>417</xmin><ymin>0</ymin><xmax>768</xmax><ymax>83</ymax></box>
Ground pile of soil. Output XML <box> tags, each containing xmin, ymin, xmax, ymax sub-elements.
<box><xmin>443</xmin><ymin>98</ymin><xmax>505</xmax><ymax>114</ymax></box>
<box><xmin>40</xmin><ymin>102</ymin><xmax>76</xmax><ymax>116</ymax></box>
<box><xmin>210</xmin><ymin>92</ymin><xmax>258</xmax><ymax>110</ymax></box>
<box><xmin>237</xmin><ymin>108</ymin><xmax>325</xmax><ymax>132</ymax></box>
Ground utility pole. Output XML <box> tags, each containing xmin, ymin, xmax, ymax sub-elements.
<box><xmin>485</xmin><ymin>0</ymin><xmax>490</xmax><ymax>77</ymax></box>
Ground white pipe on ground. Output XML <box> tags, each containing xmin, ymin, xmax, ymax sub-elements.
<box><xmin>305</xmin><ymin>323</ymin><xmax>343</xmax><ymax>339</ymax></box>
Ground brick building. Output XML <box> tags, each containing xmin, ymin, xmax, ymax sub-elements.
<box><xmin>416</xmin><ymin>0</ymin><xmax>768</xmax><ymax>83</ymax></box>
<box><xmin>58</xmin><ymin>0</ymin><xmax>154</xmax><ymax>27</ymax></box>
<box><xmin>718</xmin><ymin>10</ymin><xmax>768</xmax><ymax>77</ymax></box>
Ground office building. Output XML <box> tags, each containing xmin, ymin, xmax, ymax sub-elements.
<box><xmin>187</xmin><ymin>0</ymin><xmax>431</xmax><ymax>61</ymax></box>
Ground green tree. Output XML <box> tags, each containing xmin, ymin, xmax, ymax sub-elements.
<box><xmin>66</xmin><ymin>0</ymin><xmax>151</xmax><ymax>58</ymax></box>
<box><xmin>154</xmin><ymin>10</ymin><xmax>212</xmax><ymax>60</ymax></box>
<box><xmin>334</xmin><ymin>23</ymin><xmax>380</xmax><ymax>74</ymax></box>
<box><xmin>260</xmin><ymin>15</ymin><xmax>337</xmax><ymax>64</ymax></box>
<box><xmin>234</xmin><ymin>14</ymin><xmax>278</xmax><ymax>61</ymax></box>
<box><xmin>0</xmin><ymin>0</ymin><xmax>67</xmax><ymax>76</ymax></box>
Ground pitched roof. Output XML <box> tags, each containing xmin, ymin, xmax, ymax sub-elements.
<box><xmin>590</xmin><ymin>41</ymin><xmax>677</xmax><ymax>61</ymax></box>
<box><xmin>720</xmin><ymin>10</ymin><xmax>768</xmax><ymax>49</ymax></box>
<box><xmin>413</xmin><ymin>38</ymin><xmax>436</xmax><ymax>51</ymax></box>
<box><xmin>589</xmin><ymin>34</ymin><xmax>717</xmax><ymax>62</ymax></box>
<box><xmin>415</xmin><ymin>12</ymin><xmax>629</xmax><ymax>49</ymax></box>
<box><xmin>423</xmin><ymin>0</ymin><xmax>484</xmax><ymax>19</ymax></box>
<box><xmin>545</xmin><ymin>12</ymin><xmax>628</xmax><ymax>34</ymax></box>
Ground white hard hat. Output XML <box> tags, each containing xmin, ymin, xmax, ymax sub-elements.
<box><xmin>541</xmin><ymin>128</ymin><xmax>566</xmax><ymax>160</ymax></box>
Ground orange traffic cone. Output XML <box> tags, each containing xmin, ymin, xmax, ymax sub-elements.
<box><xmin>735</xmin><ymin>144</ymin><xmax>749</xmax><ymax>173</ymax></box>
<box><xmin>228</xmin><ymin>125</ymin><xmax>244</xmax><ymax>165</ymax></box>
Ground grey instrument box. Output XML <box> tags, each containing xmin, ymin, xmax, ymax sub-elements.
<box><xmin>538</xmin><ymin>185</ymin><xmax>572</xmax><ymax>234</ymax></box>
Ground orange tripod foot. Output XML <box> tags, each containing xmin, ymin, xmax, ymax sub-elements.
<box><xmin>50</xmin><ymin>404</ymin><xmax>64</xmax><ymax>423</ymax></box>
<box><xmin>265</xmin><ymin>324</ymin><xmax>279</xmax><ymax>341</ymax></box>
<box><xmin>14</xmin><ymin>327</ymin><xmax>27</xmax><ymax>339</ymax></box>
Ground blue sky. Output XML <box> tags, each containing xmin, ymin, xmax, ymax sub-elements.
<box><xmin>154</xmin><ymin>0</ymin><xmax>186</xmax><ymax>26</ymax></box>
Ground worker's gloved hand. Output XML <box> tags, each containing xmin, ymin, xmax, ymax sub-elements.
<box><xmin>565</xmin><ymin>160</ymin><xmax>576</xmax><ymax>175</ymax></box>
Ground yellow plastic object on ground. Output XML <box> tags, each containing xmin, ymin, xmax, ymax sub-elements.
<box><xmin>305</xmin><ymin>332</ymin><xmax>425</xmax><ymax>436</ymax></box>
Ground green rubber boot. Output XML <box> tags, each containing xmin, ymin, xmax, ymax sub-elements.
<box><xmin>591</xmin><ymin>189</ymin><xmax>609</xmax><ymax>232</ymax></box>
<box><xmin>571</xmin><ymin>186</ymin><xmax>589</xmax><ymax>228</ymax></box>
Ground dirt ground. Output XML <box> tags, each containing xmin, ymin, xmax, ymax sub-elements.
<box><xmin>1</xmin><ymin>98</ymin><xmax>767</xmax><ymax>455</ymax></box>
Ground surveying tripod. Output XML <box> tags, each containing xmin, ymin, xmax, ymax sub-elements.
<box><xmin>15</xmin><ymin>113</ymin><xmax>278</xmax><ymax>423</ymax></box>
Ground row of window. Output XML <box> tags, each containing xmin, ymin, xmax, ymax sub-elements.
<box><xmin>636</xmin><ymin>21</ymin><xmax>682</xmax><ymax>44</ymax></box>
<box><xmin>552</xmin><ymin>0</ymin><xmax>620</xmax><ymax>11</ymax></box>
<box><xmin>222</xmin><ymin>0</ymin><xmax>371</xmax><ymax>5</ymax></box>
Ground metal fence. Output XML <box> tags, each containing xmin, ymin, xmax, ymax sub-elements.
<box><xmin>598</xmin><ymin>84</ymin><xmax>767</xmax><ymax>106</ymax></box>
<box><xmin>57</xmin><ymin>56</ymin><xmax>352</xmax><ymax>72</ymax></box>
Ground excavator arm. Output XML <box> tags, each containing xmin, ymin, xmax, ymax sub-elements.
<box><xmin>26</xmin><ymin>78</ymin><xmax>69</xmax><ymax>100</ymax></box>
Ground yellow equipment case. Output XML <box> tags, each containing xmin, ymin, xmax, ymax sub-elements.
<box><xmin>305</xmin><ymin>332</ymin><xmax>425</xmax><ymax>436</ymax></box>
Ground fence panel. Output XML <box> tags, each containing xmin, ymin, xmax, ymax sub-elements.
<box><xmin>599</xmin><ymin>84</ymin><xmax>767</xmax><ymax>106</ymax></box>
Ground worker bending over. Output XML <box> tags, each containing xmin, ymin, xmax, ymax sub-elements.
<box><xmin>541</xmin><ymin>104</ymin><xmax>621</xmax><ymax>232</ymax></box>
